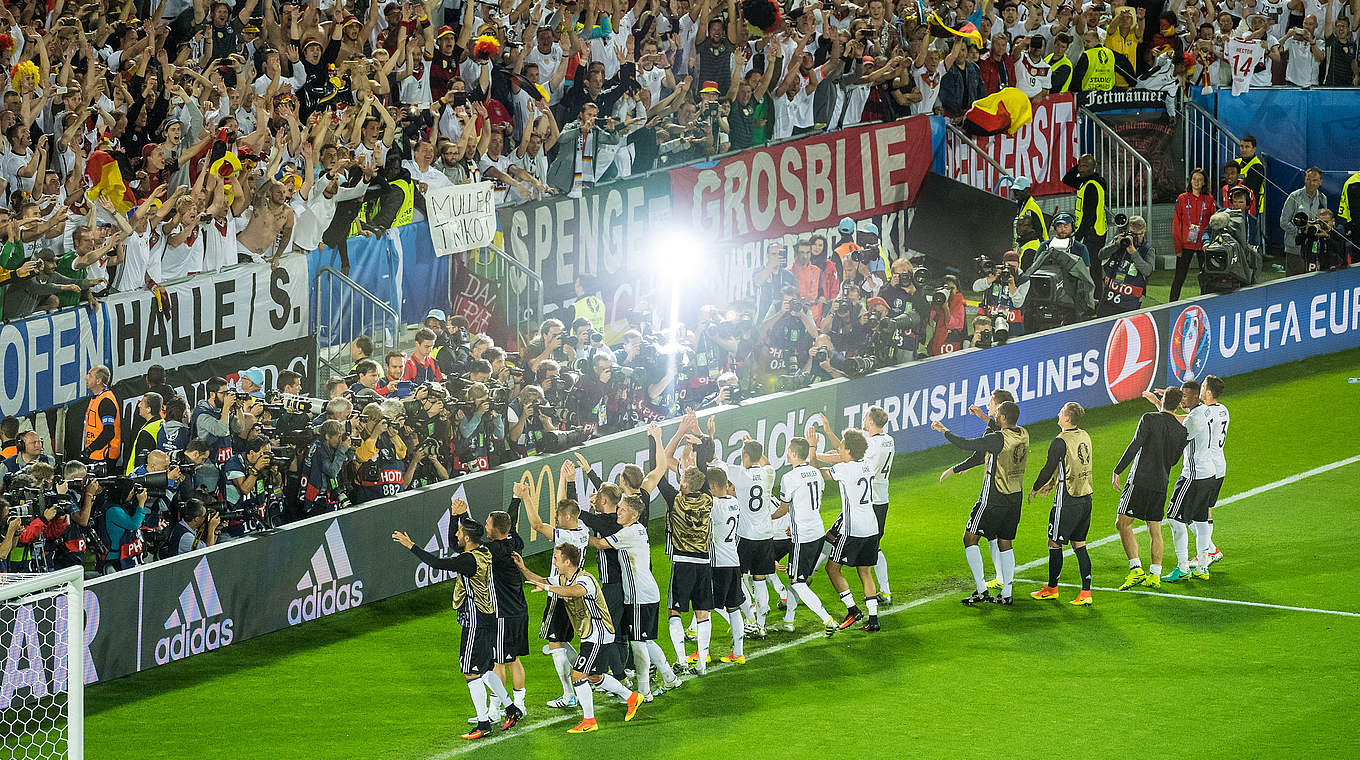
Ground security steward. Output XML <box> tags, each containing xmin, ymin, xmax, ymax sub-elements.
<box><xmin>1062</xmin><ymin>154</ymin><xmax>1108</xmax><ymax>288</ymax></box>
<box><xmin>83</xmin><ymin>364</ymin><xmax>121</xmax><ymax>464</ymax></box>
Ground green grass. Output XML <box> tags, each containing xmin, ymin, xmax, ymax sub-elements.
<box><xmin>82</xmin><ymin>348</ymin><xmax>1360</xmax><ymax>759</ymax></box>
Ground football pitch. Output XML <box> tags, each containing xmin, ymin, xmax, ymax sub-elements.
<box><xmin>84</xmin><ymin>348</ymin><xmax>1360</xmax><ymax>759</ymax></box>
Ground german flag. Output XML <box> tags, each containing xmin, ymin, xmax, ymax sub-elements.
<box><xmin>962</xmin><ymin>87</ymin><xmax>1035</xmax><ymax>137</ymax></box>
<box><xmin>920</xmin><ymin>1</ymin><xmax>983</xmax><ymax>48</ymax></box>
<box><xmin>85</xmin><ymin>150</ymin><xmax>136</xmax><ymax>213</ymax></box>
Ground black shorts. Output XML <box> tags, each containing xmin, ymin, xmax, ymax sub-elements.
<box><xmin>1118</xmin><ymin>483</ymin><xmax>1167</xmax><ymax>523</ymax></box>
<box><xmin>1168</xmin><ymin>477</ymin><xmax>1222</xmax><ymax>524</ymax></box>
<box><xmin>573</xmin><ymin>640</ymin><xmax>612</xmax><ymax>676</ymax></box>
<box><xmin>873</xmin><ymin>502</ymin><xmax>889</xmax><ymax>536</ymax></box>
<box><xmin>1048</xmin><ymin>493</ymin><xmax>1092</xmax><ymax>545</ymax></box>
<box><xmin>493</xmin><ymin>616</ymin><xmax>529</xmax><ymax>662</ymax></box>
<box><xmin>668</xmin><ymin>561</ymin><xmax>714</xmax><ymax>613</ymax></box>
<box><xmin>830</xmin><ymin>533</ymin><xmax>880</xmax><ymax>567</ymax></box>
<box><xmin>789</xmin><ymin>539</ymin><xmax>824</xmax><ymax>583</ymax></box>
<box><xmin>539</xmin><ymin>599</ymin><xmax>575</xmax><ymax>642</ymax></box>
<box><xmin>710</xmin><ymin>566</ymin><xmax>746</xmax><ymax>610</ymax></box>
<box><xmin>824</xmin><ymin>514</ymin><xmax>844</xmax><ymax>543</ymax></box>
<box><xmin>966</xmin><ymin>492</ymin><xmax>1023</xmax><ymax>541</ymax></box>
<box><xmin>460</xmin><ymin>620</ymin><xmax>495</xmax><ymax>676</ymax></box>
<box><xmin>621</xmin><ymin>602</ymin><xmax>660</xmax><ymax>642</ymax></box>
<box><xmin>737</xmin><ymin>537</ymin><xmax>776</xmax><ymax>575</ymax></box>
<box><xmin>770</xmin><ymin>538</ymin><xmax>792</xmax><ymax>563</ymax></box>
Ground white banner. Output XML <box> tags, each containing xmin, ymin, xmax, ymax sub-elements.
<box><xmin>427</xmin><ymin>181</ymin><xmax>497</xmax><ymax>256</ymax></box>
<box><xmin>107</xmin><ymin>257</ymin><xmax>310</xmax><ymax>380</ymax></box>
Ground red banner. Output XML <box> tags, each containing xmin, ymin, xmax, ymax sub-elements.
<box><xmin>668</xmin><ymin>117</ymin><xmax>934</xmax><ymax>244</ymax></box>
<box><xmin>945</xmin><ymin>94</ymin><xmax>1078</xmax><ymax>196</ymax></box>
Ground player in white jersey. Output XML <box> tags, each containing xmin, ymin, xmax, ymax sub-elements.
<box><xmin>861</xmin><ymin>407</ymin><xmax>896</xmax><ymax>604</ymax></box>
<box><xmin>595</xmin><ymin>495</ymin><xmax>682</xmax><ymax>700</ymax></box>
<box><xmin>1160</xmin><ymin>376</ymin><xmax>1229</xmax><ymax>581</ymax></box>
<box><xmin>727</xmin><ymin>438</ymin><xmax>778</xmax><ymax>638</ymax></box>
<box><xmin>524</xmin><ymin>496</ymin><xmax>590</xmax><ymax>708</ymax></box>
<box><xmin>772</xmin><ymin>436</ymin><xmax>838</xmax><ymax>638</ymax></box>
<box><xmin>705</xmin><ymin>467</ymin><xmax>748</xmax><ymax>666</ymax></box>
<box><xmin>808</xmin><ymin>424</ymin><xmax>882</xmax><ymax>632</ymax></box>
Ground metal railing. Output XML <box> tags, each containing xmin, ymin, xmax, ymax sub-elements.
<box><xmin>1070</xmin><ymin>108</ymin><xmax>1153</xmax><ymax>236</ymax></box>
<box><xmin>1183</xmin><ymin>100</ymin><xmax>1244</xmax><ymax>191</ymax></box>
<box><xmin>312</xmin><ymin>266</ymin><xmax>401</xmax><ymax>391</ymax></box>
<box><xmin>464</xmin><ymin>243</ymin><xmax>544</xmax><ymax>347</ymax></box>
<box><xmin>943</xmin><ymin>122</ymin><xmax>1018</xmax><ymax>196</ymax></box>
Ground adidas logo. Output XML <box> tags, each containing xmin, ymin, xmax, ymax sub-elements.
<box><xmin>416</xmin><ymin>486</ymin><xmax>465</xmax><ymax>588</ymax></box>
<box><xmin>155</xmin><ymin>557</ymin><xmax>235</xmax><ymax>665</ymax></box>
<box><xmin>288</xmin><ymin>520</ymin><xmax>365</xmax><ymax>625</ymax></box>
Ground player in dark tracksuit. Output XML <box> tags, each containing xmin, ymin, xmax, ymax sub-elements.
<box><xmin>463</xmin><ymin>490</ymin><xmax>530</xmax><ymax>726</ymax></box>
<box><xmin>563</xmin><ymin>458</ymin><xmax>628</xmax><ymax>680</ymax></box>
<box><xmin>1112</xmin><ymin>388</ymin><xmax>1189</xmax><ymax>592</ymax></box>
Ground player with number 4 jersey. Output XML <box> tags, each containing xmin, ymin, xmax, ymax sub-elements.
<box><xmin>862</xmin><ymin>407</ymin><xmax>895</xmax><ymax>605</ymax></box>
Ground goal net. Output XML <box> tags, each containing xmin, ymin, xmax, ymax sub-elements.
<box><xmin>0</xmin><ymin>567</ymin><xmax>84</xmax><ymax>760</ymax></box>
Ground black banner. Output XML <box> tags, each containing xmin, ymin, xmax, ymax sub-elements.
<box><xmin>1079</xmin><ymin>89</ymin><xmax>1173</xmax><ymax>113</ymax></box>
<box><xmin>1099</xmin><ymin>112</ymin><xmax>1186</xmax><ymax>205</ymax></box>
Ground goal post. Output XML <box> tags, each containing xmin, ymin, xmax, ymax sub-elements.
<box><xmin>0</xmin><ymin>566</ymin><xmax>85</xmax><ymax>760</ymax></box>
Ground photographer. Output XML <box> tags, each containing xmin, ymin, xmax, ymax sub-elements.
<box><xmin>1298</xmin><ymin>209</ymin><xmax>1354</xmax><ymax>272</ymax></box>
<box><xmin>689</xmin><ymin>306</ymin><xmax>739</xmax><ymax>401</ymax></box>
<box><xmin>506</xmin><ymin>385</ymin><xmax>561</xmax><ymax>459</ymax></box>
<box><xmin>1096</xmin><ymin>216</ymin><xmax>1155</xmax><ymax>317</ymax></box>
<box><xmin>0</xmin><ymin>431</ymin><xmax>54</xmax><ymax>479</ymax></box>
<box><xmin>191</xmin><ymin>377</ymin><xmax>241</xmax><ymax>466</ymax></box>
<box><xmin>806</xmin><ymin>334</ymin><xmax>849</xmax><ymax>382</ymax></box>
<box><xmin>159</xmin><ymin>397</ymin><xmax>192</xmax><ymax>455</ymax></box>
<box><xmin>754</xmin><ymin>242</ymin><xmax>798</xmax><ymax>320</ymax></box>
<box><xmin>1021</xmin><ymin>213</ymin><xmax>1096</xmax><ymax>328</ymax></box>
<box><xmin>820</xmin><ymin>291</ymin><xmax>865</xmax><ymax>353</ymax></box>
<box><xmin>223</xmin><ymin>439</ymin><xmax>276</xmax><ymax>513</ymax></box>
<box><xmin>1280</xmin><ymin>168</ymin><xmax>1328</xmax><ymax>276</ymax></box>
<box><xmin>97</xmin><ymin>481</ymin><xmax>150</xmax><ymax>572</ymax></box>
<box><xmin>298</xmin><ymin>421</ymin><xmax>354</xmax><ymax>515</ymax></box>
<box><xmin>454</xmin><ymin>383</ymin><xmax>505</xmax><ymax>472</ymax></box>
<box><xmin>9</xmin><ymin>462</ymin><xmax>96</xmax><ymax>572</ymax></box>
<box><xmin>927</xmin><ymin>276</ymin><xmax>968</xmax><ymax>356</ymax></box>
<box><xmin>973</xmin><ymin>251</ymin><xmax>1030</xmax><ymax>341</ymax></box>
<box><xmin>433</xmin><ymin>315</ymin><xmax>474</xmax><ymax>378</ymax></box>
<box><xmin>350</xmin><ymin>360</ymin><xmax>384</xmax><ymax>395</ymax></box>
<box><xmin>132</xmin><ymin>450</ymin><xmax>187</xmax><ymax>523</ymax></box>
<box><xmin>353</xmin><ymin>404</ymin><xmax>409</xmax><ymax>504</ymax></box>
<box><xmin>572</xmin><ymin>356</ymin><xmax>620</xmax><ymax>435</ymax></box>
<box><xmin>0</xmin><ymin>501</ymin><xmax>21</xmax><ymax>570</ymax></box>
<box><xmin>761</xmin><ymin>287</ymin><xmax>819</xmax><ymax>380</ymax></box>
<box><xmin>178</xmin><ymin>440</ymin><xmax>220</xmax><ymax>502</ymax></box>
<box><xmin>168</xmin><ymin>500</ymin><xmax>222</xmax><ymax>557</ymax></box>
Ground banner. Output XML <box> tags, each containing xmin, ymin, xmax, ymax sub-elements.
<box><xmin>0</xmin><ymin>259</ymin><xmax>310</xmax><ymax>420</ymax></box>
<box><xmin>1079</xmin><ymin>89</ymin><xmax>1172</xmax><ymax>112</ymax></box>
<box><xmin>426</xmin><ymin>182</ymin><xmax>496</xmax><ymax>255</ymax></box>
<box><xmin>669</xmin><ymin>119</ymin><xmax>933</xmax><ymax>245</ymax></box>
<box><xmin>1095</xmin><ymin>113</ymin><xmax>1185</xmax><ymax>204</ymax></box>
<box><xmin>496</xmin><ymin>171</ymin><xmax>673</xmax><ymax>315</ymax></box>
<box><xmin>306</xmin><ymin>222</ymin><xmax>452</xmax><ymax>330</ymax></box>
<box><xmin>74</xmin><ymin>267</ymin><xmax>1360</xmax><ymax>686</ymax></box>
<box><xmin>944</xmin><ymin>94</ymin><xmax>1078</xmax><ymax>197</ymax></box>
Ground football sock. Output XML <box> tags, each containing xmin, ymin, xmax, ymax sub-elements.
<box><xmin>550</xmin><ymin>648</ymin><xmax>574</xmax><ymax>700</ymax></box>
<box><xmin>874</xmin><ymin>551</ymin><xmax>891</xmax><ymax>595</ymax></box>
<box><xmin>866</xmin><ymin>596</ymin><xmax>878</xmax><ymax>617</ymax></box>
<box><xmin>646</xmin><ymin>641</ymin><xmax>677</xmax><ymax>682</ymax></box>
<box><xmin>1128</xmin><ymin>558</ymin><xmax>1142</xmax><ymax>570</ymax></box>
<box><xmin>784</xmin><ymin>579</ymin><xmax>800</xmax><ymax>622</ymax></box>
<box><xmin>598</xmin><ymin>674</ymin><xmax>632</xmax><ymax>700</ymax></box>
<box><xmin>631</xmin><ymin>642</ymin><xmax>651</xmax><ymax>695</ymax></box>
<box><xmin>1192</xmin><ymin>521</ymin><xmax>1212</xmax><ymax>570</ymax></box>
<box><xmin>815</xmin><ymin>544</ymin><xmax>832</xmax><ymax>573</ymax></box>
<box><xmin>1170</xmin><ymin>520</ymin><xmax>1190</xmax><ymax>572</ymax></box>
<box><xmin>483</xmin><ymin>671</ymin><xmax>510</xmax><ymax>708</ymax></box>
<box><xmin>727</xmin><ymin>609</ymin><xmax>745</xmax><ymax>657</ymax></box>
<box><xmin>668</xmin><ymin>616</ymin><xmax>687</xmax><ymax>664</ymax></box>
<box><xmin>572</xmin><ymin>680</ymin><xmax>595</xmax><ymax>720</ymax></box>
<box><xmin>766</xmin><ymin>573</ymin><xmax>786</xmax><ymax>601</ymax></box>
<box><xmin>792</xmin><ymin>582</ymin><xmax>831</xmax><ymax>623</ymax></box>
<box><xmin>1150</xmin><ymin>563</ymin><xmax>1162</xmax><ymax>575</ymax></box>
<box><xmin>695</xmin><ymin>618</ymin><xmax>712</xmax><ymax>662</ymax></box>
<box><xmin>1206</xmin><ymin>518</ymin><xmax>1215</xmax><ymax>552</ymax></box>
<box><xmin>1048</xmin><ymin>547</ymin><xmax>1064</xmax><ymax>586</ymax></box>
<box><xmin>964</xmin><ymin>544</ymin><xmax>986</xmax><ymax>594</ymax></box>
<box><xmin>512</xmin><ymin>688</ymin><xmax>526</xmax><ymax>711</ymax></box>
<box><xmin>468</xmin><ymin>677</ymin><xmax>489</xmax><ymax>722</ymax></box>
<box><xmin>999</xmin><ymin>549</ymin><xmax>1015</xmax><ymax>597</ymax></box>
<box><xmin>739</xmin><ymin>598</ymin><xmax>754</xmax><ymax>625</ymax></box>
<box><xmin>838</xmin><ymin>589</ymin><xmax>857</xmax><ymax>612</ymax></box>
<box><xmin>1073</xmin><ymin>546</ymin><xmax>1092</xmax><ymax>590</ymax></box>
<box><xmin>753</xmin><ymin>582</ymin><xmax>769</xmax><ymax>627</ymax></box>
<box><xmin>989</xmin><ymin>540</ymin><xmax>1002</xmax><ymax>581</ymax></box>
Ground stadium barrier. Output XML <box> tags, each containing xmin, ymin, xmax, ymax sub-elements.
<box><xmin>62</xmin><ymin>267</ymin><xmax>1359</xmax><ymax>686</ymax></box>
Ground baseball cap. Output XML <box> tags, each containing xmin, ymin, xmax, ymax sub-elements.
<box><xmin>425</xmin><ymin>308</ymin><xmax>448</xmax><ymax>322</ymax></box>
<box><xmin>436</xmin><ymin>24</ymin><xmax>455</xmax><ymax>38</ymax></box>
<box><xmin>857</xmin><ymin>221</ymin><xmax>879</xmax><ymax>236</ymax></box>
<box><xmin>343</xmin><ymin>15</ymin><xmax>360</xmax><ymax>25</ymax></box>
<box><xmin>700</xmin><ymin>80</ymin><xmax>720</xmax><ymax>93</ymax></box>
<box><xmin>1012</xmin><ymin>176</ymin><xmax>1032</xmax><ymax>191</ymax></box>
<box><xmin>240</xmin><ymin>367</ymin><xmax>266</xmax><ymax>388</ymax></box>
<box><xmin>866</xmin><ymin>296</ymin><xmax>888</xmax><ymax>310</ymax></box>
<box><xmin>838</xmin><ymin>217</ymin><xmax>856</xmax><ymax>235</ymax></box>
<box><xmin>303</xmin><ymin>38</ymin><xmax>322</xmax><ymax>49</ymax></box>
<box><xmin>1052</xmin><ymin>212</ymin><xmax>1075</xmax><ymax>226</ymax></box>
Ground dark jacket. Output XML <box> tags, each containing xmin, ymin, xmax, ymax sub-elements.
<box><xmin>940</xmin><ymin>60</ymin><xmax>986</xmax><ymax>118</ymax></box>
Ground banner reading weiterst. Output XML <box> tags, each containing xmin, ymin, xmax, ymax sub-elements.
<box><xmin>669</xmin><ymin>117</ymin><xmax>935</xmax><ymax>244</ymax></box>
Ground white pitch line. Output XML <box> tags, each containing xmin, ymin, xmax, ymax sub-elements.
<box><xmin>1012</xmin><ymin>579</ymin><xmax>1360</xmax><ymax>618</ymax></box>
<box><xmin>428</xmin><ymin>453</ymin><xmax>1360</xmax><ymax>758</ymax></box>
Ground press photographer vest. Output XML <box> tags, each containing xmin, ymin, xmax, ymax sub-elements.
<box><xmin>191</xmin><ymin>404</ymin><xmax>235</xmax><ymax>464</ymax></box>
<box><xmin>572</xmin><ymin>295</ymin><xmax>606</xmax><ymax>332</ymax></box>
<box><xmin>449</xmin><ymin>545</ymin><xmax>496</xmax><ymax>618</ymax></box>
<box><xmin>989</xmin><ymin>427</ymin><xmax>1030</xmax><ymax>496</ymax></box>
<box><xmin>355</xmin><ymin>432</ymin><xmax>406</xmax><ymax>501</ymax></box>
<box><xmin>1080</xmin><ymin>48</ymin><xmax>1116</xmax><ymax>91</ymax></box>
<box><xmin>1103</xmin><ymin>246</ymin><xmax>1148</xmax><ymax>309</ymax></box>
<box><xmin>1057</xmin><ymin>428</ymin><xmax>1093</xmax><ymax>497</ymax></box>
<box><xmin>84</xmin><ymin>389</ymin><xmax>121</xmax><ymax>462</ymax></box>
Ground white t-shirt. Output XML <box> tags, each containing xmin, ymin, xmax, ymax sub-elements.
<box><xmin>115</xmin><ymin>230</ymin><xmax>154</xmax><ymax>292</ymax></box>
<box><xmin>912</xmin><ymin>63</ymin><xmax>946</xmax><ymax>115</ymax></box>
<box><xmin>1015</xmin><ymin>56</ymin><xmax>1053</xmax><ymax>96</ymax></box>
<box><xmin>709</xmin><ymin>495</ymin><xmax>741</xmax><ymax>568</ymax></box>
<box><xmin>550</xmin><ymin>525</ymin><xmax>590</xmax><ymax>586</ymax></box>
<box><xmin>160</xmin><ymin>225</ymin><xmax>204</xmax><ymax>279</ymax></box>
<box><xmin>398</xmin><ymin>58</ymin><xmax>434</xmax><ymax>105</ymax></box>
<box><xmin>788</xmin><ymin>67</ymin><xmax>828</xmax><ymax>129</ymax></box>
<box><xmin>728</xmin><ymin>463</ymin><xmax>776</xmax><ymax>541</ymax></box>
<box><xmin>353</xmin><ymin>141</ymin><xmax>387</xmax><ymax>168</ymax></box>
<box><xmin>200</xmin><ymin>215</ymin><xmax>245</xmax><ymax>272</ymax></box>
<box><xmin>607</xmin><ymin>522</ymin><xmax>660</xmax><ymax>604</ymax></box>
<box><xmin>779</xmin><ymin>464</ymin><xmax>825</xmax><ymax>545</ymax></box>
<box><xmin>525</xmin><ymin>43</ymin><xmax>565</xmax><ymax>103</ymax></box>
<box><xmin>1282</xmin><ymin>36</ymin><xmax>1319</xmax><ymax>86</ymax></box>
<box><xmin>831</xmin><ymin>460</ymin><xmax>878</xmax><ymax>538</ymax></box>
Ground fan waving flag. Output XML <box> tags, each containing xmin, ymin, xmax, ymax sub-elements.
<box><xmin>962</xmin><ymin>87</ymin><xmax>1035</xmax><ymax>136</ymax></box>
<box><xmin>85</xmin><ymin>150</ymin><xmax>136</xmax><ymax>213</ymax></box>
<box><xmin>921</xmin><ymin>2</ymin><xmax>983</xmax><ymax>48</ymax></box>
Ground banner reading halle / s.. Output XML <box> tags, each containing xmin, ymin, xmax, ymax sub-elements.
<box><xmin>944</xmin><ymin>94</ymin><xmax>1078</xmax><ymax>197</ymax></box>
<box><xmin>108</xmin><ymin>258</ymin><xmax>309</xmax><ymax>381</ymax></box>
<box><xmin>670</xmin><ymin>117</ymin><xmax>934</xmax><ymax>244</ymax></box>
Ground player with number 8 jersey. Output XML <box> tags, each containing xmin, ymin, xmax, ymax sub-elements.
<box><xmin>727</xmin><ymin>439</ymin><xmax>778</xmax><ymax>636</ymax></box>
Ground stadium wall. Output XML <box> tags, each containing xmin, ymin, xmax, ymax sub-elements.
<box><xmin>65</xmin><ymin>267</ymin><xmax>1360</xmax><ymax>686</ymax></box>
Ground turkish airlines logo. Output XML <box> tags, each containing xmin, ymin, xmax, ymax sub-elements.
<box><xmin>288</xmin><ymin>521</ymin><xmax>365</xmax><ymax>625</ymax></box>
<box><xmin>1170</xmin><ymin>305</ymin><xmax>1211</xmax><ymax>383</ymax></box>
<box><xmin>1104</xmin><ymin>313</ymin><xmax>1159</xmax><ymax>403</ymax></box>
<box><xmin>155</xmin><ymin>558</ymin><xmax>235</xmax><ymax>665</ymax></box>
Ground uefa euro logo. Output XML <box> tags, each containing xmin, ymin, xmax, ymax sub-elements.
<box><xmin>1171</xmin><ymin>306</ymin><xmax>1211</xmax><ymax>383</ymax></box>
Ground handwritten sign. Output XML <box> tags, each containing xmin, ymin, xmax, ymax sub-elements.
<box><xmin>426</xmin><ymin>182</ymin><xmax>496</xmax><ymax>256</ymax></box>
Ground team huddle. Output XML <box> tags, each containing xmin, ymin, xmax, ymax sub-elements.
<box><xmin>390</xmin><ymin>375</ymin><xmax>1229</xmax><ymax>740</ymax></box>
